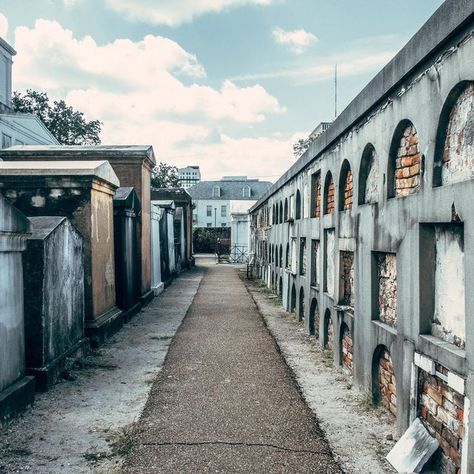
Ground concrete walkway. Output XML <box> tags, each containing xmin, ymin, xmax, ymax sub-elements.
<box><xmin>124</xmin><ymin>258</ymin><xmax>341</xmax><ymax>473</ymax></box>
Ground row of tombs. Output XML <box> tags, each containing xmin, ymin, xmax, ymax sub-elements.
<box><xmin>249</xmin><ymin>23</ymin><xmax>474</xmax><ymax>469</ymax></box>
<box><xmin>0</xmin><ymin>145</ymin><xmax>193</xmax><ymax>426</ymax></box>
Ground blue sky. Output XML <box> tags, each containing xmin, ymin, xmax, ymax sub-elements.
<box><xmin>0</xmin><ymin>0</ymin><xmax>444</xmax><ymax>181</ymax></box>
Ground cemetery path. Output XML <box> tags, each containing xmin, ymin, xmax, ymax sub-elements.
<box><xmin>124</xmin><ymin>256</ymin><xmax>341</xmax><ymax>473</ymax></box>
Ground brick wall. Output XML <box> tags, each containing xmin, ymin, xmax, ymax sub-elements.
<box><xmin>325</xmin><ymin>176</ymin><xmax>335</xmax><ymax>215</ymax></box>
<box><xmin>341</xmin><ymin>251</ymin><xmax>355</xmax><ymax>308</ymax></box>
<box><xmin>341</xmin><ymin>325</ymin><xmax>353</xmax><ymax>374</ymax></box>
<box><xmin>442</xmin><ymin>83</ymin><xmax>474</xmax><ymax>186</ymax></box>
<box><xmin>395</xmin><ymin>123</ymin><xmax>422</xmax><ymax>197</ymax></box>
<box><xmin>377</xmin><ymin>253</ymin><xmax>397</xmax><ymax>327</ymax></box>
<box><xmin>378</xmin><ymin>349</ymin><xmax>397</xmax><ymax>416</ymax></box>
<box><xmin>343</xmin><ymin>169</ymin><xmax>353</xmax><ymax>210</ymax></box>
<box><xmin>419</xmin><ymin>364</ymin><xmax>464</xmax><ymax>474</ymax></box>
<box><xmin>315</xmin><ymin>175</ymin><xmax>322</xmax><ymax>218</ymax></box>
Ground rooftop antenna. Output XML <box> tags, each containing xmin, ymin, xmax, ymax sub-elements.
<box><xmin>334</xmin><ymin>63</ymin><xmax>338</xmax><ymax>119</ymax></box>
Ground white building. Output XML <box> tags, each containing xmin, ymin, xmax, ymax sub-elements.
<box><xmin>178</xmin><ymin>165</ymin><xmax>201</xmax><ymax>189</ymax></box>
<box><xmin>0</xmin><ymin>37</ymin><xmax>58</xmax><ymax>149</ymax></box>
<box><xmin>188</xmin><ymin>176</ymin><xmax>271</xmax><ymax>228</ymax></box>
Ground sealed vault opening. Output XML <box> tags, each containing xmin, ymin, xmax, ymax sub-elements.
<box><xmin>298</xmin><ymin>287</ymin><xmax>305</xmax><ymax>322</ymax></box>
<box><xmin>419</xmin><ymin>224</ymin><xmax>465</xmax><ymax>349</ymax></box>
<box><xmin>309</xmin><ymin>298</ymin><xmax>319</xmax><ymax>337</ymax></box>
<box><xmin>372</xmin><ymin>252</ymin><xmax>397</xmax><ymax>327</ymax></box>
<box><xmin>324</xmin><ymin>229</ymin><xmax>335</xmax><ymax>297</ymax></box>
<box><xmin>290</xmin><ymin>282</ymin><xmax>296</xmax><ymax>313</ymax></box>
<box><xmin>340</xmin><ymin>323</ymin><xmax>353</xmax><ymax>374</ymax></box>
<box><xmin>324</xmin><ymin>309</ymin><xmax>334</xmax><ymax>351</ymax></box>
<box><xmin>372</xmin><ymin>345</ymin><xmax>397</xmax><ymax>416</ymax></box>
<box><xmin>418</xmin><ymin>363</ymin><xmax>465</xmax><ymax>473</ymax></box>
<box><xmin>310</xmin><ymin>239</ymin><xmax>320</xmax><ymax>287</ymax></box>
<box><xmin>339</xmin><ymin>251</ymin><xmax>354</xmax><ymax>309</ymax></box>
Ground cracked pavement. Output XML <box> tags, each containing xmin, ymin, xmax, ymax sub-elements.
<box><xmin>124</xmin><ymin>257</ymin><xmax>341</xmax><ymax>473</ymax></box>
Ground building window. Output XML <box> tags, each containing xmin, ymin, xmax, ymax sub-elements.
<box><xmin>212</xmin><ymin>185</ymin><xmax>221</xmax><ymax>197</ymax></box>
<box><xmin>221</xmin><ymin>205</ymin><xmax>227</xmax><ymax>217</ymax></box>
<box><xmin>2</xmin><ymin>133</ymin><xmax>12</xmax><ymax>149</ymax></box>
<box><xmin>221</xmin><ymin>223</ymin><xmax>226</xmax><ymax>227</ymax></box>
<box><xmin>206</xmin><ymin>223</ymin><xmax>212</xmax><ymax>228</ymax></box>
<box><xmin>243</xmin><ymin>185</ymin><xmax>251</xmax><ymax>198</ymax></box>
<box><xmin>206</xmin><ymin>205</ymin><xmax>212</xmax><ymax>217</ymax></box>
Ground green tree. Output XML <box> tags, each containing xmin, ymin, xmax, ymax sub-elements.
<box><xmin>293</xmin><ymin>136</ymin><xmax>314</xmax><ymax>159</ymax></box>
<box><xmin>12</xmin><ymin>89</ymin><xmax>102</xmax><ymax>145</ymax></box>
<box><xmin>151</xmin><ymin>162</ymin><xmax>180</xmax><ymax>188</ymax></box>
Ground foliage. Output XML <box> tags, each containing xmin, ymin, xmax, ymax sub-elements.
<box><xmin>151</xmin><ymin>162</ymin><xmax>180</xmax><ymax>189</ymax></box>
<box><xmin>193</xmin><ymin>227</ymin><xmax>230</xmax><ymax>253</ymax></box>
<box><xmin>12</xmin><ymin>89</ymin><xmax>102</xmax><ymax>145</ymax></box>
<box><xmin>293</xmin><ymin>136</ymin><xmax>314</xmax><ymax>159</ymax></box>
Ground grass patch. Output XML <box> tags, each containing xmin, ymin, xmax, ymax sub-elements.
<box><xmin>109</xmin><ymin>423</ymin><xmax>140</xmax><ymax>457</ymax></box>
<box><xmin>321</xmin><ymin>349</ymin><xmax>334</xmax><ymax>368</ymax></box>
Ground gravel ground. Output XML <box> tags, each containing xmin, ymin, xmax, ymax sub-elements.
<box><xmin>243</xmin><ymin>273</ymin><xmax>397</xmax><ymax>474</ymax></box>
<box><xmin>0</xmin><ymin>268</ymin><xmax>203</xmax><ymax>474</ymax></box>
<box><xmin>124</xmin><ymin>257</ymin><xmax>342</xmax><ymax>473</ymax></box>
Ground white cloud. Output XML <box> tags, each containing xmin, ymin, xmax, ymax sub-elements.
<box><xmin>103</xmin><ymin>0</ymin><xmax>273</xmax><ymax>27</ymax></box>
<box><xmin>13</xmin><ymin>19</ymin><xmax>287</xmax><ymax>179</ymax></box>
<box><xmin>272</xmin><ymin>27</ymin><xmax>318</xmax><ymax>54</ymax></box>
<box><xmin>0</xmin><ymin>13</ymin><xmax>8</xmax><ymax>39</ymax></box>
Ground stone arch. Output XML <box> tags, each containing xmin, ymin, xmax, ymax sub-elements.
<box><xmin>279</xmin><ymin>201</ymin><xmax>283</xmax><ymax>223</ymax></box>
<box><xmin>272</xmin><ymin>204</ymin><xmax>276</xmax><ymax>224</ymax></box>
<box><xmin>434</xmin><ymin>81</ymin><xmax>474</xmax><ymax>187</ymax></box>
<box><xmin>279</xmin><ymin>244</ymin><xmax>283</xmax><ymax>267</ymax></box>
<box><xmin>298</xmin><ymin>287</ymin><xmax>305</xmax><ymax>321</ymax></box>
<box><xmin>295</xmin><ymin>189</ymin><xmax>302</xmax><ymax>220</ymax></box>
<box><xmin>279</xmin><ymin>276</ymin><xmax>283</xmax><ymax>297</ymax></box>
<box><xmin>323</xmin><ymin>309</ymin><xmax>334</xmax><ymax>350</ymax></box>
<box><xmin>275</xmin><ymin>245</ymin><xmax>279</xmax><ymax>268</ymax></box>
<box><xmin>338</xmin><ymin>160</ymin><xmax>353</xmax><ymax>211</ymax></box>
<box><xmin>340</xmin><ymin>323</ymin><xmax>353</xmax><ymax>374</ymax></box>
<box><xmin>290</xmin><ymin>282</ymin><xmax>296</xmax><ymax>312</ymax></box>
<box><xmin>388</xmin><ymin>119</ymin><xmax>422</xmax><ymax>198</ymax></box>
<box><xmin>372</xmin><ymin>345</ymin><xmax>397</xmax><ymax>416</ymax></box>
<box><xmin>323</xmin><ymin>171</ymin><xmax>335</xmax><ymax>215</ymax></box>
<box><xmin>284</xmin><ymin>198</ymin><xmax>289</xmax><ymax>221</ymax></box>
<box><xmin>358</xmin><ymin>143</ymin><xmax>379</xmax><ymax>204</ymax></box>
<box><xmin>309</xmin><ymin>298</ymin><xmax>319</xmax><ymax>337</ymax></box>
<box><xmin>285</xmin><ymin>242</ymin><xmax>290</xmax><ymax>268</ymax></box>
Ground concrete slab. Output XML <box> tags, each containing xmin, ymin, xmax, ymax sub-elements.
<box><xmin>386</xmin><ymin>418</ymin><xmax>439</xmax><ymax>473</ymax></box>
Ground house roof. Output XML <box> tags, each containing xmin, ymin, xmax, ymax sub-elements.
<box><xmin>187</xmin><ymin>179</ymin><xmax>271</xmax><ymax>201</ymax></box>
<box><xmin>0</xmin><ymin>113</ymin><xmax>60</xmax><ymax>145</ymax></box>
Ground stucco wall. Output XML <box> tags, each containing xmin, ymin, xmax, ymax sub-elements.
<box><xmin>250</xmin><ymin>4</ymin><xmax>474</xmax><ymax>471</ymax></box>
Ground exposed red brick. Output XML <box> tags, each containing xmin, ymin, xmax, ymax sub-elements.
<box><xmin>378</xmin><ymin>349</ymin><xmax>396</xmax><ymax>417</ymax></box>
<box><xmin>394</xmin><ymin>124</ymin><xmax>422</xmax><ymax>197</ymax></box>
<box><xmin>325</xmin><ymin>177</ymin><xmax>335</xmax><ymax>214</ymax></box>
<box><xmin>341</xmin><ymin>325</ymin><xmax>353</xmax><ymax>374</ymax></box>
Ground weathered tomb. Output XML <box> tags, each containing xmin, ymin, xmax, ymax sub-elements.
<box><xmin>0</xmin><ymin>145</ymin><xmax>156</xmax><ymax>304</ymax></box>
<box><xmin>113</xmin><ymin>187</ymin><xmax>141</xmax><ymax>321</ymax></box>
<box><xmin>0</xmin><ymin>194</ymin><xmax>35</xmax><ymax>425</ymax></box>
<box><xmin>0</xmin><ymin>161</ymin><xmax>122</xmax><ymax>346</ymax></box>
<box><xmin>23</xmin><ymin>217</ymin><xmax>85</xmax><ymax>390</ymax></box>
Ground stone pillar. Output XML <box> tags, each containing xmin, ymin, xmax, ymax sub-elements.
<box><xmin>0</xmin><ymin>194</ymin><xmax>35</xmax><ymax>425</ymax></box>
<box><xmin>0</xmin><ymin>160</ymin><xmax>122</xmax><ymax>346</ymax></box>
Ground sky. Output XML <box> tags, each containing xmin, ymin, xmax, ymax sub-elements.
<box><xmin>0</xmin><ymin>0</ymin><xmax>444</xmax><ymax>182</ymax></box>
